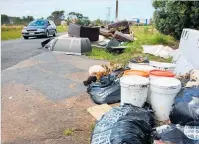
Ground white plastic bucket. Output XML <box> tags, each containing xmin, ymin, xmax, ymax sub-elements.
<box><xmin>149</xmin><ymin>61</ymin><xmax>176</xmax><ymax>72</ymax></box>
<box><xmin>149</xmin><ymin>77</ymin><xmax>181</xmax><ymax>121</ymax></box>
<box><xmin>120</xmin><ymin>75</ymin><xmax>149</xmax><ymax>107</ymax></box>
<box><xmin>128</xmin><ymin>62</ymin><xmax>156</xmax><ymax>72</ymax></box>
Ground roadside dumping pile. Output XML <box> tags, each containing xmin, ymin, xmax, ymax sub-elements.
<box><xmin>92</xmin><ymin>20</ymin><xmax>134</xmax><ymax>53</ymax></box>
<box><xmin>83</xmin><ymin>50</ymin><xmax>199</xmax><ymax>144</ymax></box>
<box><xmin>41</xmin><ymin>20</ymin><xmax>134</xmax><ymax>55</ymax></box>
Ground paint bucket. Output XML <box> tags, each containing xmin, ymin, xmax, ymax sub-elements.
<box><xmin>149</xmin><ymin>77</ymin><xmax>181</xmax><ymax>121</ymax></box>
<box><xmin>149</xmin><ymin>70</ymin><xmax>175</xmax><ymax>80</ymax></box>
<box><xmin>120</xmin><ymin>76</ymin><xmax>149</xmax><ymax>107</ymax></box>
<box><xmin>128</xmin><ymin>62</ymin><xmax>155</xmax><ymax>72</ymax></box>
<box><xmin>124</xmin><ymin>70</ymin><xmax>149</xmax><ymax>78</ymax></box>
<box><xmin>149</xmin><ymin>61</ymin><xmax>176</xmax><ymax>72</ymax></box>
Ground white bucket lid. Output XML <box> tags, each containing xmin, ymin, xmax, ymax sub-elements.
<box><xmin>120</xmin><ymin>75</ymin><xmax>149</xmax><ymax>86</ymax></box>
<box><xmin>151</xmin><ymin>77</ymin><xmax>181</xmax><ymax>88</ymax></box>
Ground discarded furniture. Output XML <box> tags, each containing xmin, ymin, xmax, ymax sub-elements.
<box><xmin>108</xmin><ymin>20</ymin><xmax>130</xmax><ymax>34</ymax></box>
<box><xmin>52</xmin><ymin>37</ymin><xmax>92</xmax><ymax>55</ymax></box>
<box><xmin>114</xmin><ymin>31</ymin><xmax>133</xmax><ymax>42</ymax></box>
<box><xmin>68</xmin><ymin>23</ymin><xmax>100</xmax><ymax>41</ymax></box>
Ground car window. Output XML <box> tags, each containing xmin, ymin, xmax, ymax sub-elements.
<box><xmin>29</xmin><ymin>20</ymin><xmax>47</xmax><ymax>26</ymax></box>
<box><xmin>50</xmin><ymin>21</ymin><xmax>55</xmax><ymax>27</ymax></box>
<box><xmin>47</xmin><ymin>21</ymin><xmax>51</xmax><ymax>26</ymax></box>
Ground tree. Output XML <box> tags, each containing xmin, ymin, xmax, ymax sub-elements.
<box><xmin>153</xmin><ymin>1</ymin><xmax>199</xmax><ymax>39</ymax></box>
<box><xmin>1</xmin><ymin>14</ymin><xmax>10</xmax><ymax>24</ymax></box>
<box><xmin>67</xmin><ymin>12</ymin><xmax>90</xmax><ymax>26</ymax></box>
<box><xmin>48</xmin><ymin>10</ymin><xmax>65</xmax><ymax>25</ymax></box>
<box><xmin>93</xmin><ymin>19</ymin><xmax>103</xmax><ymax>26</ymax></box>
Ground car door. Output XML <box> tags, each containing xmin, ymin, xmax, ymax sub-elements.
<box><xmin>49</xmin><ymin>21</ymin><xmax>56</xmax><ymax>33</ymax></box>
<box><xmin>47</xmin><ymin>21</ymin><xmax>54</xmax><ymax>35</ymax></box>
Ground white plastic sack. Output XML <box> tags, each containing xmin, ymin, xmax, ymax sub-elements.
<box><xmin>142</xmin><ymin>45</ymin><xmax>176</xmax><ymax>59</ymax></box>
<box><xmin>89</xmin><ymin>65</ymin><xmax>106</xmax><ymax>76</ymax></box>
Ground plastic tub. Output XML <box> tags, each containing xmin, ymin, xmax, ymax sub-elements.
<box><xmin>149</xmin><ymin>77</ymin><xmax>181</xmax><ymax>121</ymax></box>
<box><xmin>128</xmin><ymin>62</ymin><xmax>155</xmax><ymax>72</ymax></box>
<box><xmin>149</xmin><ymin>70</ymin><xmax>175</xmax><ymax>80</ymax></box>
<box><xmin>124</xmin><ymin>70</ymin><xmax>149</xmax><ymax>78</ymax></box>
<box><xmin>120</xmin><ymin>76</ymin><xmax>149</xmax><ymax>107</ymax></box>
<box><xmin>149</xmin><ymin>61</ymin><xmax>176</xmax><ymax>72</ymax></box>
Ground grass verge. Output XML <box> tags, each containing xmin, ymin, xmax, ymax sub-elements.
<box><xmin>88</xmin><ymin>26</ymin><xmax>178</xmax><ymax>64</ymax></box>
<box><xmin>1</xmin><ymin>25</ymin><xmax>68</xmax><ymax>40</ymax></box>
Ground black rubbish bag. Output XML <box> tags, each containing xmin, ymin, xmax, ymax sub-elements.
<box><xmin>169</xmin><ymin>87</ymin><xmax>199</xmax><ymax>125</ymax></box>
<box><xmin>153</xmin><ymin>122</ymin><xmax>199</xmax><ymax>144</ymax></box>
<box><xmin>87</xmin><ymin>75</ymin><xmax>120</xmax><ymax>104</ymax></box>
<box><xmin>91</xmin><ymin>104</ymin><xmax>154</xmax><ymax>144</ymax></box>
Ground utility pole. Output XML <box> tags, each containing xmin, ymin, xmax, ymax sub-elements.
<box><xmin>115</xmin><ymin>0</ymin><xmax>118</xmax><ymax>22</ymax></box>
<box><xmin>107</xmin><ymin>7</ymin><xmax>111</xmax><ymax>24</ymax></box>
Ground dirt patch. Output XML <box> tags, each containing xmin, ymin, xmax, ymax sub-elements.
<box><xmin>2</xmin><ymin>82</ymin><xmax>96</xmax><ymax>144</ymax></box>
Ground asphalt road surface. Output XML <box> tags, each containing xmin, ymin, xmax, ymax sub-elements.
<box><xmin>1</xmin><ymin>33</ymin><xmax>65</xmax><ymax>70</ymax></box>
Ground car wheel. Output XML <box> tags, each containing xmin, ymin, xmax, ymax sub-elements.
<box><xmin>46</xmin><ymin>31</ymin><xmax>49</xmax><ymax>38</ymax></box>
<box><xmin>53</xmin><ymin>30</ymin><xmax>57</xmax><ymax>37</ymax></box>
<box><xmin>23</xmin><ymin>36</ymin><xmax>29</xmax><ymax>39</ymax></box>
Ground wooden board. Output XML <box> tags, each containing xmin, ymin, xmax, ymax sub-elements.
<box><xmin>87</xmin><ymin>104</ymin><xmax>112</xmax><ymax>120</ymax></box>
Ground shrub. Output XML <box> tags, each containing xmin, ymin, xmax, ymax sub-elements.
<box><xmin>153</xmin><ymin>1</ymin><xmax>199</xmax><ymax>39</ymax></box>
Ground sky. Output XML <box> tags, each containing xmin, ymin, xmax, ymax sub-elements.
<box><xmin>0</xmin><ymin>0</ymin><xmax>154</xmax><ymax>21</ymax></box>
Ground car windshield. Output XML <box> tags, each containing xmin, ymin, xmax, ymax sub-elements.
<box><xmin>29</xmin><ymin>20</ymin><xmax>46</xmax><ymax>26</ymax></box>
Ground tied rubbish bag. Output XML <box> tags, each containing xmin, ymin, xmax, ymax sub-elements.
<box><xmin>169</xmin><ymin>87</ymin><xmax>199</xmax><ymax>125</ymax></box>
<box><xmin>87</xmin><ymin>75</ymin><xmax>120</xmax><ymax>104</ymax></box>
<box><xmin>153</xmin><ymin>122</ymin><xmax>199</xmax><ymax>144</ymax></box>
<box><xmin>91</xmin><ymin>104</ymin><xmax>154</xmax><ymax>144</ymax></box>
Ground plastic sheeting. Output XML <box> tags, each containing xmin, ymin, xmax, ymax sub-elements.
<box><xmin>142</xmin><ymin>45</ymin><xmax>176</xmax><ymax>59</ymax></box>
<box><xmin>91</xmin><ymin>104</ymin><xmax>154</xmax><ymax>144</ymax></box>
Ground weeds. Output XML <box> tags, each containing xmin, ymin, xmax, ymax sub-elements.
<box><xmin>63</xmin><ymin>128</ymin><xmax>74</xmax><ymax>136</ymax></box>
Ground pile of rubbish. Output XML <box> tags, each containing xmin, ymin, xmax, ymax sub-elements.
<box><xmin>83</xmin><ymin>56</ymin><xmax>199</xmax><ymax>144</ymax></box>
<box><xmin>41</xmin><ymin>20</ymin><xmax>134</xmax><ymax>55</ymax></box>
<box><xmin>92</xmin><ymin>20</ymin><xmax>134</xmax><ymax>53</ymax></box>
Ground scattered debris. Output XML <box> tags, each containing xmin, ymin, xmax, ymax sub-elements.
<box><xmin>87</xmin><ymin>104</ymin><xmax>112</xmax><ymax>120</ymax></box>
<box><xmin>142</xmin><ymin>45</ymin><xmax>176</xmax><ymax>59</ymax></box>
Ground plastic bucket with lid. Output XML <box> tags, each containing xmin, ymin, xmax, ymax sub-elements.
<box><xmin>128</xmin><ymin>62</ymin><xmax>156</xmax><ymax>72</ymax></box>
<box><xmin>149</xmin><ymin>70</ymin><xmax>175</xmax><ymax>80</ymax></box>
<box><xmin>124</xmin><ymin>70</ymin><xmax>149</xmax><ymax>78</ymax></box>
<box><xmin>149</xmin><ymin>61</ymin><xmax>176</xmax><ymax>72</ymax></box>
<box><xmin>120</xmin><ymin>75</ymin><xmax>149</xmax><ymax>107</ymax></box>
<box><xmin>149</xmin><ymin>77</ymin><xmax>181</xmax><ymax>121</ymax></box>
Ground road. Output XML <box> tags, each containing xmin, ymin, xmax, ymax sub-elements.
<box><xmin>1</xmin><ymin>33</ymin><xmax>65</xmax><ymax>70</ymax></box>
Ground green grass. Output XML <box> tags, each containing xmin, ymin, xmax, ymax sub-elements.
<box><xmin>1</xmin><ymin>25</ymin><xmax>68</xmax><ymax>40</ymax></box>
<box><xmin>1</xmin><ymin>30</ymin><xmax>22</xmax><ymax>40</ymax></box>
<box><xmin>57</xmin><ymin>25</ymin><xmax>68</xmax><ymax>33</ymax></box>
<box><xmin>88</xmin><ymin>26</ymin><xmax>177</xmax><ymax>64</ymax></box>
